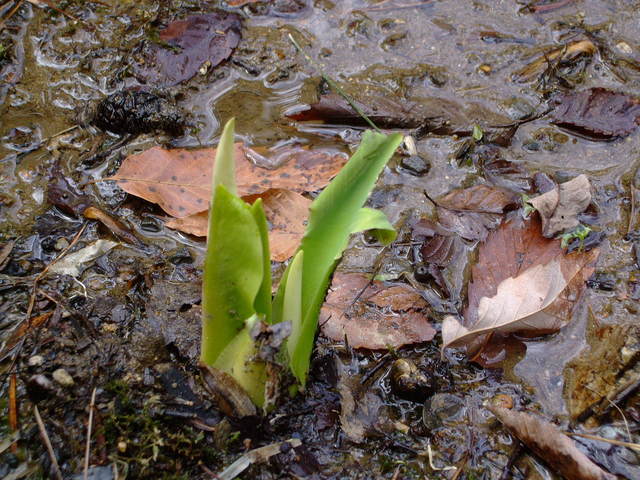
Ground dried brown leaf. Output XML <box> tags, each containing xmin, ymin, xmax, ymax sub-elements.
<box><xmin>442</xmin><ymin>216</ymin><xmax>599</xmax><ymax>356</ymax></box>
<box><xmin>513</xmin><ymin>39</ymin><xmax>596</xmax><ymax>83</ymax></box>
<box><xmin>166</xmin><ymin>189</ymin><xmax>311</xmax><ymax>262</ymax></box>
<box><xmin>529</xmin><ymin>174</ymin><xmax>591</xmax><ymax>237</ymax></box>
<box><xmin>488</xmin><ymin>406</ymin><xmax>616</xmax><ymax>480</ymax></box>
<box><xmin>111</xmin><ymin>145</ymin><xmax>346</xmax><ymax>218</ymax></box>
<box><xmin>552</xmin><ymin>88</ymin><xmax>640</xmax><ymax>140</ymax></box>
<box><xmin>320</xmin><ymin>272</ymin><xmax>435</xmax><ymax>349</ymax></box>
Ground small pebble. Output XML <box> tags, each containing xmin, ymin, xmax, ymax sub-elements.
<box><xmin>52</xmin><ymin>368</ymin><xmax>75</xmax><ymax>387</ymax></box>
<box><xmin>54</xmin><ymin>237</ymin><xmax>69</xmax><ymax>251</ymax></box>
<box><xmin>118</xmin><ymin>441</ymin><xmax>127</xmax><ymax>453</ymax></box>
<box><xmin>491</xmin><ymin>394</ymin><xmax>514</xmax><ymax>410</ymax></box>
<box><xmin>616</xmin><ymin>41</ymin><xmax>632</xmax><ymax>54</ymax></box>
<box><xmin>399</xmin><ymin>155</ymin><xmax>431</xmax><ymax>176</ymax></box>
<box><xmin>27</xmin><ymin>374</ymin><xmax>55</xmax><ymax>401</ymax></box>
<box><xmin>28</xmin><ymin>355</ymin><xmax>44</xmax><ymax>367</ymax></box>
<box><xmin>478</xmin><ymin>63</ymin><xmax>492</xmax><ymax>74</ymax></box>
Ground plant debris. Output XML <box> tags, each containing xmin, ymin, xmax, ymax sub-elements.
<box><xmin>442</xmin><ymin>216</ymin><xmax>599</xmax><ymax>357</ymax></box>
<box><xmin>133</xmin><ymin>12</ymin><xmax>242</xmax><ymax>86</ymax></box>
<box><xmin>320</xmin><ymin>272</ymin><xmax>436</xmax><ymax>349</ymax></box>
<box><xmin>529</xmin><ymin>174</ymin><xmax>592</xmax><ymax>237</ymax></box>
<box><xmin>551</xmin><ymin>88</ymin><xmax>640</xmax><ymax>140</ymax></box>
<box><xmin>488</xmin><ymin>405</ymin><xmax>617</xmax><ymax>480</ymax></box>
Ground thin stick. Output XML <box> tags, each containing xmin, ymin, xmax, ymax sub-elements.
<box><xmin>288</xmin><ymin>33</ymin><xmax>381</xmax><ymax>133</ymax></box>
<box><xmin>83</xmin><ymin>387</ymin><xmax>97</xmax><ymax>480</ymax></box>
<box><xmin>34</xmin><ymin>405</ymin><xmax>64</xmax><ymax>480</ymax></box>
<box><xmin>9</xmin><ymin>374</ymin><xmax>18</xmax><ymax>452</ymax></box>
<box><xmin>364</xmin><ymin>1</ymin><xmax>433</xmax><ymax>12</ymax></box>
<box><xmin>584</xmin><ymin>384</ymin><xmax>632</xmax><ymax>442</ymax></box>
<box><xmin>566</xmin><ymin>432</ymin><xmax>640</xmax><ymax>452</ymax></box>
<box><xmin>0</xmin><ymin>0</ymin><xmax>24</xmax><ymax>31</ymax></box>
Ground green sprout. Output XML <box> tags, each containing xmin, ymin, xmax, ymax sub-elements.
<box><xmin>521</xmin><ymin>193</ymin><xmax>536</xmax><ymax>218</ymax></box>
<box><xmin>201</xmin><ymin>118</ymin><xmax>402</xmax><ymax>409</ymax></box>
<box><xmin>560</xmin><ymin>224</ymin><xmax>592</xmax><ymax>250</ymax></box>
<box><xmin>472</xmin><ymin>124</ymin><xmax>483</xmax><ymax>141</ymax></box>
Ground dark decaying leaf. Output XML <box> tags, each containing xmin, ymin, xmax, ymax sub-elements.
<box><xmin>320</xmin><ymin>272</ymin><xmax>435</xmax><ymax>349</ymax></box>
<box><xmin>529</xmin><ymin>174</ymin><xmax>592</xmax><ymax>237</ymax></box>
<box><xmin>412</xmin><ymin>219</ymin><xmax>457</xmax><ymax>267</ymax></box>
<box><xmin>442</xmin><ymin>216</ymin><xmax>599</xmax><ymax>356</ymax></box>
<box><xmin>134</xmin><ymin>13</ymin><xmax>242</xmax><ymax>86</ymax></box>
<box><xmin>552</xmin><ymin>88</ymin><xmax>640</xmax><ymax>140</ymax></box>
<box><xmin>432</xmin><ymin>184</ymin><xmax>517</xmax><ymax>242</ymax></box>
<box><xmin>288</xmin><ymin>90</ymin><xmax>511</xmax><ymax>135</ymax></box>
<box><xmin>488</xmin><ymin>406</ymin><xmax>617</xmax><ymax>480</ymax></box>
<box><xmin>437</xmin><ymin>184</ymin><xmax>517</xmax><ymax>213</ymax></box>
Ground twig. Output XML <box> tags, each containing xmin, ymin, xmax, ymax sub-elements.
<box><xmin>83</xmin><ymin>387</ymin><xmax>98</xmax><ymax>480</ymax></box>
<box><xmin>288</xmin><ymin>33</ymin><xmax>381</xmax><ymax>133</ymax></box>
<box><xmin>9</xmin><ymin>373</ymin><xmax>18</xmax><ymax>452</ymax></box>
<box><xmin>426</xmin><ymin>440</ymin><xmax>457</xmax><ymax>471</ymax></box>
<box><xmin>0</xmin><ymin>0</ymin><xmax>24</xmax><ymax>32</ymax></box>
<box><xmin>566</xmin><ymin>432</ymin><xmax>640</xmax><ymax>452</ymax></box>
<box><xmin>34</xmin><ymin>405</ymin><xmax>64</xmax><ymax>480</ymax></box>
<box><xmin>364</xmin><ymin>1</ymin><xmax>433</xmax><ymax>12</ymax></box>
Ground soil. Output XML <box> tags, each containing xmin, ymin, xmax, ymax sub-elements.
<box><xmin>1</xmin><ymin>1</ymin><xmax>639</xmax><ymax>479</ymax></box>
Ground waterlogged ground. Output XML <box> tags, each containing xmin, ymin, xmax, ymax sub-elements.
<box><xmin>1</xmin><ymin>0</ymin><xmax>639</xmax><ymax>478</ymax></box>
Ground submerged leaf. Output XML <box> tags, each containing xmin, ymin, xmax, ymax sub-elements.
<box><xmin>134</xmin><ymin>13</ymin><xmax>242</xmax><ymax>86</ymax></box>
<box><xmin>552</xmin><ymin>88</ymin><xmax>640</xmax><ymax>140</ymax></box>
<box><xmin>488</xmin><ymin>406</ymin><xmax>616</xmax><ymax>480</ymax></box>
<box><xmin>320</xmin><ymin>272</ymin><xmax>435</xmax><ymax>349</ymax></box>
<box><xmin>442</xmin><ymin>216</ymin><xmax>598</xmax><ymax>356</ymax></box>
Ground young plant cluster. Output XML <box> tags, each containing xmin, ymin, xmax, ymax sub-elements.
<box><xmin>201</xmin><ymin>119</ymin><xmax>402</xmax><ymax>409</ymax></box>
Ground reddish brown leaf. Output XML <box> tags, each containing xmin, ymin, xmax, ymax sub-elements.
<box><xmin>412</xmin><ymin>219</ymin><xmax>456</xmax><ymax>266</ymax></box>
<box><xmin>111</xmin><ymin>145</ymin><xmax>347</xmax><ymax>218</ymax></box>
<box><xmin>134</xmin><ymin>13</ymin><xmax>242</xmax><ymax>86</ymax></box>
<box><xmin>433</xmin><ymin>184</ymin><xmax>516</xmax><ymax>241</ymax></box>
<box><xmin>320</xmin><ymin>272</ymin><xmax>435</xmax><ymax>349</ymax></box>
<box><xmin>437</xmin><ymin>184</ymin><xmax>517</xmax><ymax>213</ymax></box>
<box><xmin>166</xmin><ymin>189</ymin><xmax>311</xmax><ymax>262</ymax></box>
<box><xmin>442</xmin><ymin>216</ymin><xmax>599</xmax><ymax>356</ymax></box>
<box><xmin>552</xmin><ymin>88</ymin><xmax>640</xmax><ymax>140</ymax></box>
<box><xmin>488</xmin><ymin>406</ymin><xmax>616</xmax><ymax>480</ymax></box>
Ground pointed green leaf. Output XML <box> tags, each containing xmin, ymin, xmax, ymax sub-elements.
<box><xmin>280</xmin><ymin>130</ymin><xmax>403</xmax><ymax>385</ymax></box>
<box><xmin>211</xmin><ymin>118</ymin><xmax>237</xmax><ymax>196</ymax></box>
<box><xmin>283</xmin><ymin>251</ymin><xmax>304</xmax><ymax>379</ymax></box>
<box><xmin>350</xmin><ymin>207</ymin><xmax>397</xmax><ymax>245</ymax></box>
<box><xmin>201</xmin><ymin>185</ymin><xmax>264</xmax><ymax>366</ymax></box>
<box><xmin>250</xmin><ymin>199</ymin><xmax>272</xmax><ymax>322</ymax></box>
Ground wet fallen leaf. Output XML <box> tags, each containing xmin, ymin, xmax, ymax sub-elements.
<box><xmin>111</xmin><ymin>145</ymin><xmax>347</xmax><ymax>218</ymax></box>
<box><xmin>320</xmin><ymin>272</ymin><xmax>435</xmax><ymax>349</ymax></box>
<box><xmin>442</xmin><ymin>216</ymin><xmax>599</xmax><ymax>357</ymax></box>
<box><xmin>552</xmin><ymin>88</ymin><xmax>640</xmax><ymax>140</ymax></box>
<box><xmin>437</xmin><ymin>184</ymin><xmax>517</xmax><ymax>213</ymax></box>
<box><xmin>0</xmin><ymin>241</ymin><xmax>13</xmax><ymax>271</ymax></box>
<box><xmin>529</xmin><ymin>174</ymin><xmax>591</xmax><ymax>237</ymax></box>
<box><xmin>337</xmin><ymin>358</ymin><xmax>388</xmax><ymax>442</ymax></box>
<box><xmin>513</xmin><ymin>39</ymin><xmax>596</xmax><ymax>83</ymax></box>
<box><xmin>434</xmin><ymin>184</ymin><xmax>515</xmax><ymax>242</ymax></box>
<box><xmin>289</xmin><ymin>91</ymin><xmax>511</xmax><ymax>135</ymax></box>
<box><xmin>166</xmin><ymin>189</ymin><xmax>311</xmax><ymax>262</ymax></box>
<box><xmin>49</xmin><ymin>240</ymin><xmax>119</xmax><ymax>278</ymax></box>
<box><xmin>488</xmin><ymin>405</ymin><xmax>617</xmax><ymax>480</ymax></box>
<box><xmin>412</xmin><ymin>219</ymin><xmax>457</xmax><ymax>267</ymax></box>
<box><xmin>134</xmin><ymin>13</ymin><xmax>242</xmax><ymax>86</ymax></box>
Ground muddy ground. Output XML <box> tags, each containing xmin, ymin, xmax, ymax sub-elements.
<box><xmin>1</xmin><ymin>0</ymin><xmax>639</xmax><ymax>479</ymax></box>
